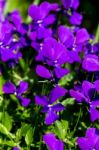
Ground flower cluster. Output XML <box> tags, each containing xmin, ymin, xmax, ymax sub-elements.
<box><xmin>1</xmin><ymin>0</ymin><xmax>99</xmax><ymax>149</ymax></box>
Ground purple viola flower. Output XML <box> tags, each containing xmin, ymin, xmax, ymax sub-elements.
<box><xmin>3</xmin><ymin>81</ymin><xmax>30</xmax><ymax>107</ymax></box>
<box><xmin>58</xmin><ymin>26</ymin><xmax>89</xmax><ymax>63</ymax></box>
<box><xmin>82</xmin><ymin>54</ymin><xmax>99</xmax><ymax>72</ymax></box>
<box><xmin>7</xmin><ymin>10</ymin><xmax>28</xmax><ymax>47</ymax></box>
<box><xmin>70</xmin><ymin>80</ymin><xmax>95</xmax><ymax>103</ymax></box>
<box><xmin>36</xmin><ymin>37</ymin><xmax>69</xmax><ymax>79</ymax></box>
<box><xmin>35</xmin><ymin>85</ymin><xmax>67</xmax><ymax>125</ymax></box>
<box><xmin>0</xmin><ymin>20</ymin><xmax>22</xmax><ymax>63</ymax></box>
<box><xmin>28</xmin><ymin>2</ymin><xmax>58</xmax><ymax>22</ymax></box>
<box><xmin>90</xmin><ymin>100</ymin><xmax>99</xmax><ymax>122</ymax></box>
<box><xmin>61</xmin><ymin>0</ymin><xmax>79</xmax><ymax>10</ymax></box>
<box><xmin>28</xmin><ymin>2</ymin><xmax>58</xmax><ymax>40</ymax></box>
<box><xmin>43</xmin><ymin>133</ymin><xmax>64</xmax><ymax>150</ymax></box>
<box><xmin>77</xmin><ymin>128</ymin><xmax>99</xmax><ymax>150</ymax></box>
<box><xmin>61</xmin><ymin>0</ymin><xmax>83</xmax><ymax>25</ymax></box>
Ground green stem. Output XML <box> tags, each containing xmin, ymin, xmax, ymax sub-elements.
<box><xmin>72</xmin><ymin>106</ymin><xmax>82</xmax><ymax>136</ymax></box>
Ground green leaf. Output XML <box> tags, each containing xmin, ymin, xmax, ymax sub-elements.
<box><xmin>15</xmin><ymin>128</ymin><xmax>22</xmax><ymax>142</ymax></box>
<box><xmin>1</xmin><ymin>112</ymin><xmax>12</xmax><ymax>131</ymax></box>
<box><xmin>95</xmin><ymin>24</ymin><xmax>99</xmax><ymax>42</ymax></box>
<box><xmin>62</xmin><ymin>98</ymin><xmax>75</xmax><ymax>106</ymax></box>
<box><xmin>0</xmin><ymin>123</ymin><xmax>15</xmax><ymax>139</ymax></box>
<box><xmin>2</xmin><ymin>140</ymin><xmax>15</xmax><ymax>147</ymax></box>
<box><xmin>33</xmin><ymin>0</ymin><xmax>40</xmax><ymax>5</ymax></box>
<box><xmin>54</xmin><ymin>120</ymin><xmax>68</xmax><ymax>140</ymax></box>
<box><xmin>19</xmin><ymin>58</ymin><xmax>27</xmax><ymax>71</ymax></box>
<box><xmin>16</xmin><ymin>124</ymin><xmax>31</xmax><ymax>142</ymax></box>
<box><xmin>0</xmin><ymin>75</ymin><xmax>4</xmax><ymax>95</ymax></box>
<box><xmin>25</xmin><ymin>127</ymin><xmax>34</xmax><ymax>145</ymax></box>
<box><xmin>59</xmin><ymin>73</ymin><xmax>74</xmax><ymax>86</ymax></box>
<box><xmin>21</xmin><ymin>124</ymin><xmax>31</xmax><ymax>137</ymax></box>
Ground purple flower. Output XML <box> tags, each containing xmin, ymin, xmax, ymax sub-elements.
<box><xmin>77</xmin><ymin>128</ymin><xmax>99</xmax><ymax>150</ymax></box>
<box><xmin>43</xmin><ymin>133</ymin><xmax>64</xmax><ymax>150</ymax></box>
<box><xmin>70</xmin><ymin>80</ymin><xmax>95</xmax><ymax>103</ymax></box>
<box><xmin>3</xmin><ymin>81</ymin><xmax>30</xmax><ymax>107</ymax></box>
<box><xmin>61</xmin><ymin>0</ymin><xmax>83</xmax><ymax>25</ymax></box>
<box><xmin>82</xmin><ymin>54</ymin><xmax>99</xmax><ymax>72</ymax></box>
<box><xmin>28</xmin><ymin>2</ymin><xmax>58</xmax><ymax>40</ymax></box>
<box><xmin>7</xmin><ymin>10</ymin><xmax>28</xmax><ymax>47</ymax></box>
<box><xmin>0</xmin><ymin>20</ymin><xmax>22</xmax><ymax>63</ymax></box>
<box><xmin>36</xmin><ymin>37</ymin><xmax>69</xmax><ymax>79</ymax></box>
<box><xmin>35</xmin><ymin>85</ymin><xmax>67</xmax><ymax>125</ymax></box>
<box><xmin>58</xmin><ymin>26</ymin><xmax>89</xmax><ymax>63</ymax></box>
<box><xmin>61</xmin><ymin>0</ymin><xmax>79</xmax><ymax>10</ymax></box>
<box><xmin>28</xmin><ymin>2</ymin><xmax>58</xmax><ymax>21</ymax></box>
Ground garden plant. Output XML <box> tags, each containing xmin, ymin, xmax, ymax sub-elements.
<box><xmin>0</xmin><ymin>0</ymin><xmax>99</xmax><ymax>149</ymax></box>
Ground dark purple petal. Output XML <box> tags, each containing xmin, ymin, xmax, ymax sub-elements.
<box><xmin>55</xmin><ymin>140</ymin><xmax>64</xmax><ymax>150</ymax></box>
<box><xmin>3</xmin><ymin>81</ymin><xmax>16</xmax><ymax>94</ymax></box>
<box><xmin>70</xmin><ymin>89</ymin><xmax>86</xmax><ymax>103</ymax></box>
<box><xmin>61</xmin><ymin>0</ymin><xmax>71</xmax><ymax>9</ymax></box>
<box><xmin>52</xmin><ymin>103</ymin><xmax>65</xmax><ymax>112</ymax></box>
<box><xmin>90</xmin><ymin>107</ymin><xmax>99</xmax><ymax>122</ymax></box>
<box><xmin>69</xmin><ymin>12</ymin><xmax>83</xmax><ymax>25</ymax></box>
<box><xmin>17</xmin><ymin>81</ymin><xmax>28</xmax><ymax>94</ymax></box>
<box><xmin>49</xmin><ymin>3</ymin><xmax>59</xmax><ymax>11</ymax></box>
<box><xmin>43</xmin><ymin>14</ymin><xmax>56</xmax><ymax>26</ymax></box>
<box><xmin>76</xmin><ymin>28</ymin><xmax>89</xmax><ymax>44</ymax></box>
<box><xmin>43</xmin><ymin>133</ymin><xmax>56</xmax><ymax>150</ymax></box>
<box><xmin>77</xmin><ymin>137</ymin><xmax>89</xmax><ymax>150</ymax></box>
<box><xmin>96</xmin><ymin>139</ymin><xmax>99</xmax><ymax>150</ymax></box>
<box><xmin>45</xmin><ymin>110</ymin><xmax>59</xmax><ymax>125</ymax></box>
<box><xmin>58</xmin><ymin>25</ymin><xmax>74</xmax><ymax>48</ymax></box>
<box><xmin>67</xmin><ymin>51</ymin><xmax>81</xmax><ymax>63</ymax></box>
<box><xmin>37</xmin><ymin>26</ymin><xmax>52</xmax><ymax>39</ymax></box>
<box><xmin>39</xmin><ymin>2</ymin><xmax>51</xmax><ymax>19</ymax></box>
<box><xmin>82</xmin><ymin>55</ymin><xmax>99</xmax><ymax>72</ymax></box>
<box><xmin>36</xmin><ymin>65</ymin><xmax>52</xmax><ymax>79</ymax></box>
<box><xmin>90</xmin><ymin>100</ymin><xmax>99</xmax><ymax>122</ymax></box>
<box><xmin>35</xmin><ymin>95</ymin><xmax>48</xmax><ymax>106</ymax></box>
<box><xmin>42</xmin><ymin>37</ymin><xmax>68</xmax><ymax>66</ymax></box>
<box><xmin>94</xmin><ymin>80</ymin><xmax>99</xmax><ymax>92</ymax></box>
<box><xmin>86</xmin><ymin>128</ymin><xmax>97</xmax><ymax>138</ymax></box>
<box><xmin>41</xmin><ymin>106</ymin><xmax>49</xmax><ymax>113</ymax></box>
<box><xmin>28</xmin><ymin>4</ymin><xmax>40</xmax><ymax>20</ymax></box>
<box><xmin>49</xmin><ymin>85</ymin><xmax>67</xmax><ymax>104</ymax></box>
<box><xmin>43</xmin><ymin>133</ymin><xmax>64</xmax><ymax>150</ymax></box>
<box><xmin>71</xmin><ymin>0</ymin><xmax>79</xmax><ymax>10</ymax></box>
<box><xmin>54</xmin><ymin>67</ymin><xmax>69</xmax><ymax>79</ymax></box>
<box><xmin>82</xmin><ymin>80</ymin><xmax>95</xmax><ymax>99</ymax></box>
<box><xmin>19</xmin><ymin>97</ymin><xmax>30</xmax><ymax>107</ymax></box>
<box><xmin>8</xmin><ymin>10</ymin><xmax>22</xmax><ymax>29</ymax></box>
<box><xmin>77</xmin><ymin>128</ymin><xmax>99</xmax><ymax>150</ymax></box>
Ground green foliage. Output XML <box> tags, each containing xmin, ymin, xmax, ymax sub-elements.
<box><xmin>0</xmin><ymin>123</ymin><xmax>15</xmax><ymax>139</ymax></box>
<box><xmin>1</xmin><ymin>112</ymin><xmax>13</xmax><ymax>131</ymax></box>
<box><xmin>25</xmin><ymin>127</ymin><xmax>34</xmax><ymax>145</ymax></box>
